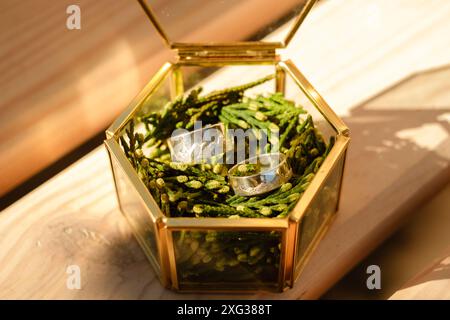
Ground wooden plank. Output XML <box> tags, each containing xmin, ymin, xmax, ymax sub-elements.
<box><xmin>0</xmin><ymin>0</ymin><xmax>449</xmax><ymax>299</ymax></box>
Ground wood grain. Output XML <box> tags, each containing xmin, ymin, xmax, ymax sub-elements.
<box><xmin>0</xmin><ymin>0</ymin><xmax>449</xmax><ymax>299</ymax></box>
<box><xmin>0</xmin><ymin>0</ymin><xmax>301</xmax><ymax>195</ymax></box>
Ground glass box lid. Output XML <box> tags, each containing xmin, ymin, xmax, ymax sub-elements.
<box><xmin>137</xmin><ymin>0</ymin><xmax>317</xmax><ymax>49</ymax></box>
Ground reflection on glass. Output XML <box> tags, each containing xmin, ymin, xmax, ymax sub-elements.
<box><xmin>296</xmin><ymin>153</ymin><xmax>345</xmax><ymax>272</ymax></box>
<box><xmin>173</xmin><ymin>230</ymin><xmax>282</xmax><ymax>290</ymax></box>
<box><xmin>111</xmin><ymin>155</ymin><xmax>161</xmax><ymax>277</ymax></box>
<box><xmin>284</xmin><ymin>72</ymin><xmax>336</xmax><ymax>142</ymax></box>
<box><xmin>107</xmin><ymin>58</ymin><xmax>348</xmax><ymax>292</ymax></box>
<box><xmin>146</xmin><ymin>0</ymin><xmax>309</xmax><ymax>45</ymax></box>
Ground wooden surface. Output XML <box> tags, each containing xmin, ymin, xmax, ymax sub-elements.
<box><xmin>390</xmin><ymin>249</ymin><xmax>450</xmax><ymax>300</ymax></box>
<box><xmin>323</xmin><ymin>183</ymin><xmax>450</xmax><ymax>299</ymax></box>
<box><xmin>0</xmin><ymin>0</ymin><xmax>450</xmax><ymax>299</ymax></box>
<box><xmin>0</xmin><ymin>0</ymin><xmax>300</xmax><ymax>196</ymax></box>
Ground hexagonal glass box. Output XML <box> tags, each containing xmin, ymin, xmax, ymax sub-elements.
<box><xmin>105</xmin><ymin>0</ymin><xmax>349</xmax><ymax>292</ymax></box>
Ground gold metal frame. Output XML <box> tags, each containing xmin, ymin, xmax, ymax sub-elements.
<box><xmin>103</xmin><ymin>0</ymin><xmax>349</xmax><ymax>293</ymax></box>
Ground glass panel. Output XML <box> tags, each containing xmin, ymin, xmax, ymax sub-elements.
<box><xmin>110</xmin><ymin>67</ymin><xmax>173</xmax><ymax>281</ymax></box>
<box><xmin>142</xmin><ymin>0</ymin><xmax>311</xmax><ymax>45</ymax></box>
<box><xmin>116</xmin><ymin>70</ymin><xmax>173</xmax><ymax>200</ymax></box>
<box><xmin>110</xmin><ymin>152</ymin><xmax>161</xmax><ymax>277</ymax></box>
<box><xmin>295</xmin><ymin>152</ymin><xmax>345</xmax><ymax>274</ymax></box>
<box><xmin>136</xmin><ymin>80</ymin><xmax>172</xmax><ymax>118</ymax></box>
<box><xmin>179</xmin><ymin>65</ymin><xmax>276</xmax><ymax>94</ymax></box>
<box><xmin>172</xmin><ymin>229</ymin><xmax>282</xmax><ymax>291</ymax></box>
<box><xmin>284</xmin><ymin>70</ymin><xmax>336</xmax><ymax>142</ymax></box>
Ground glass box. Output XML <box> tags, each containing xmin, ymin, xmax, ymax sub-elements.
<box><xmin>105</xmin><ymin>0</ymin><xmax>349</xmax><ymax>292</ymax></box>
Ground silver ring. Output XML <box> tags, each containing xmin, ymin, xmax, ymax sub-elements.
<box><xmin>228</xmin><ymin>153</ymin><xmax>292</xmax><ymax>196</ymax></box>
<box><xmin>167</xmin><ymin>123</ymin><xmax>225</xmax><ymax>164</ymax></box>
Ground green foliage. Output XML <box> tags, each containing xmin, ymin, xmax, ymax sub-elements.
<box><xmin>119</xmin><ymin>74</ymin><xmax>335</xmax><ymax>281</ymax></box>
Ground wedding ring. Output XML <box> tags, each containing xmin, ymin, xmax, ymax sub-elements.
<box><xmin>228</xmin><ymin>153</ymin><xmax>292</xmax><ymax>196</ymax></box>
<box><xmin>167</xmin><ymin>123</ymin><xmax>226</xmax><ymax>164</ymax></box>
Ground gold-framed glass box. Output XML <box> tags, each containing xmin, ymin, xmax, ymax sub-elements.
<box><xmin>105</xmin><ymin>0</ymin><xmax>349</xmax><ymax>292</ymax></box>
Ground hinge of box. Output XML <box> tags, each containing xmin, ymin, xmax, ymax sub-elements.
<box><xmin>172</xmin><ymin>43</ymin><xmax>280</xmax><ymax>64</ymax></box>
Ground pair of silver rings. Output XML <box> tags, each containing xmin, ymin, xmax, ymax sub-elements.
<box><xmin>167</xmin><ymin>124</ymin><xmax>292</xmax><ymax>196</ymax></box>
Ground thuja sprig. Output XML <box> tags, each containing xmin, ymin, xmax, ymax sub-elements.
<box><xmin>141</xmin><ymin>75</ymin><xmax>275</xmax><ymax>141</ymax></box>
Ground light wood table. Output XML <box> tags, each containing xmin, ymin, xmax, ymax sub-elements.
<box><xmin>0</xmin><ymin>0</ymin><xmax>449</xmax><ymax>299</ymax></box>
<box><xmin>390</xmin><ymin>248</ymin><xmax>450</xmax><ymax>300</ymax></box>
